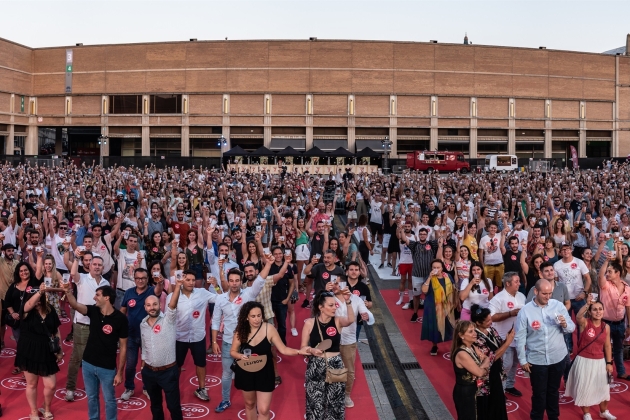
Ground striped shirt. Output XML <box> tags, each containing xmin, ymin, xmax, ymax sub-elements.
<box><xmin>408</xmin><ymin>240</ymin><xmax>437</xmax><ymax>278</ymax></box>
<box><xmin>246</xmin><ymin>276</ymin><xmax>275</xmax><ymax>320</ymax></box>
<box><xmin>140</xmin><ymin>306</ymin><xmax>177</xmax><ymax>367</ymax></box>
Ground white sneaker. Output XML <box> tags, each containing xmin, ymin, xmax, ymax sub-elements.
<box><xmin>291</xmin><ymin>328</ymin><xmax>298</xmax><ymax>337</ymax></box>
<box><xmin>120</xmin><ymin>389</ymin><xmax>134</xmax><ymax>401</ymax></box>
<box><xmin>600</xmin><ymin>411</ymin><xmax>616</xmax><ymax>420</ymax></box>
<box><xmin>143</xmin><ymin>389</ymin><xmax>151</xmax><ymax>400</ymax></box>
<box><xmin>583</xmin><ymin>414</ymin><xmax>592</xmax><ymax>420</ymax></box>
<box><xmin>396</xmin><ymin>296</ymin><xmax>403</xmax><ymax>305</ymax></box>
<box><xmin>64</xmin><ymin>389</ymin><xmax>75</xmax><ymax>402</ymax></box>
<box><xmin>402</xmin><ymin>302</ymin><xmax>410</xmax><ymax>310</ymax></box>
<box><xmin>344</xmin><ymin>395</ymin><xmax>354</xmax><ymax>408</ymax></box>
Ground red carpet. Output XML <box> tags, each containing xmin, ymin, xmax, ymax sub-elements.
<box><xmin>381</xmin><ymin>289</ymin><xmax>630</xmax><ymax>420</ymax></box>
<box><xmin>0</xmin><ymin>301</ymin><xmax>378</xmax><ymax>420</ymax></box>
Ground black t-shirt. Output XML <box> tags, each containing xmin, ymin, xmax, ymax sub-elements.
<box><xmin>503</xmin><ymin>250</ymin><xmax>522</xmax><ymax>273</ymax></box>
<box><xmin>233</xmin><ymin>241</ymin><xmax>244</xmax><ymax>270</ymax></box>
<box><xmin>348</xmin><ymin>280</ymin><xmax>371</xmax><ymax>325</ymax></box>
<box><xmin>311</xmin><ymin>263</ymin><xmax>346</xmax><ymax>294</ymax></box>
<box><xmin>83</xmin><ymin>305</ymin><xmax>129</xmax><ymax>370</ymax></box>
<box><xmin>124</xmin><ymin>199</ymin><xmax>139</xmax><ymax>211</ymax></box>
<box><xmin>270</xmin><ymin>263</ymin><xmax>295</xmax><ymax>302</ymax></box>
<box><xmin>309</xmin><ymin>234</ymin><xmax>326</xmax><ymax>261</ymax></box>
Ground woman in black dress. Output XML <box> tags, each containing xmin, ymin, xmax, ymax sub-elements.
<box><xmin>15</xmin><ymin>283</ymin><xmax>62</xmax><ymax>420</ymax></box>
<box><xmin>450</xmin><ymin>320</ymin><xmax>491</xmax><ymax>420</ymax></box>
<box><xmin>471</xmin><ymin>304</ymin><xmax>515</xmax><ymax>420</ymax></box>
<box><xmin>230</xmin><ymin>301</ymin><xmax>307</xmax><ymax>420</ymax></box>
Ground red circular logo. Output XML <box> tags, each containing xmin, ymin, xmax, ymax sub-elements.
<box><xmin>128</xmin><ymin>299</ymin><xmax>136</xmax><ymax>308</ymax></box>
<box><xmin>507</xmin><ymin>302</ymin><xmax>514</xmax><ymax>309</ymax></box>
<box><xmin>234</xmin><ymin>297</ymin><xmax>243</xmax><ymax>305</ymax></box>
<box><xmin>587</xmin><ymin>328</ymin><xmax>595</xmax><ymax>338</ymax></box>
<box><xmin>571</xmin><ymin>263</ymin><xmax>577</xmax><ymax>269</ymax></box>
<box><xmin>425</xmin><ymin>244</ymin><xmax>431</xmax><ymax>250</ymax></box>
<box><xmin>152</xmin><ymin>247</ymin><xmax>158</xmax><ymax>252</ymax></box>
<box><xmin>322</xmin><ymin>272</ymin><xmax>329</xmax><ymax>280</ymax></box>
<box><xmin>102</xmin><ymin>325</ymin><xmax>112</xmax><ymax>334</ymax></box>
<box><xmin>315</xmin><ymin>236</ymin><xmax>320</xmax><ymax>241</ymax></box>
<box><xmin>482</xmin><ymin>289</ymin><xmax>488</xmax><ymax>295</ymax></box>
<box><xmin>192</xmin><ymin>310</ymin><xmax>200</xmax><ymax>319</ymax></box>
<box><xmin>531</xmin><ymin>321</ymin><xmax>541</xmax><ymax>331</ymax></box>
<box><xmin>352</xmin><ymin>290</ymin><xmax>360</xmax><ymax>296</ymax></box>
<box><xmin>26</xmin><ymin>286</ymin><xmax>32</xmax><ymax>293</ymax></box>
<box><xmin>175</xmin><ymin>224</ymin><xmax>180</xmax><ymax>229</ymax></box>
<box><xmin>326</xmin><ymin>327</ymin><xmax>337</xmax><ymax>337</ymax></box>
<box><xmin>153</xmin><ymin>324</ymin><xmax>161</xmax><ymax>334</ymax></box>
<box><xmin>335</xmin><ymin>302</ymin><xmax>340</xmax><ymax>308</ymax></box>
<box><xmin>511</xmin><ymin>255</ymin><xmax>517</xmax><ymax>261</ymax></box>
<box><xmin>192</xmin><ymin>249</ymin><xmax>197</xmax><ymax>254</ymax></box>
<box><xmin>544</xmin><ymin>256</ymin><xmax>549</xmax><ymax>261</ymax></box>
<box><xmin>623</xmin><ymin>296</ymin><xmax>628</xmax><ymax>303</ymax></box>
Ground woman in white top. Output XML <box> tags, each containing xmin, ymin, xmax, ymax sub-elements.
<box><xmin>459</xmin><ymin>261</ymin><xmax>494</xmax><ymax>321</ymax></box>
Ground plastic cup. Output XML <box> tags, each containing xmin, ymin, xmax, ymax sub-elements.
<box><xmin>590</xmin><ymin>293</ymin><xmax>598</xmax><ymax>301</ymax></box>
<box><xmin>360</xmin><ymin>296</ymin><xmax>367</xmax><ymax>301</ymax></box>
<box><xmin>174</xmin><ymin>234</ymin><xmax>180</xmax><ymax>241</ymax></box>
<box><xmin>315</xmin><ymin>253</ymin><xmax>321</xmax><ymax>260</ymax></box>
<box><xmin>285</xmin><ymin>249</ymin><xmax>292</xmax><ymax>256</ymax></box>
<box><xmin>263</xmin><ymin>248</ymin><xmax>271</xmax><ymax>256</ymax></box>
<box><xmin>44</xmin><ymin>277</ymin><xmax>52</xmax><ymax>287</ymax></box>
<box><xmin>62</xmin><ymin>274</ymin><xmax>70</xmax><ymax>285</ymax></box>
<box><xmin>175</xmin><ymin>270</ymin><xmax>183</xmax><ymax>280</ymax></box>
<box><xmin>338</xmin><ymin>282</ymin><xmax>347</xmax><ymax>290</ymax></box>
<box><xmin>243</xmin><ymin>349</ymin><xmax>252</xmax><ymax>358</ymax></box>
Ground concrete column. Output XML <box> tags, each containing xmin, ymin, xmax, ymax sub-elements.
<box><xmin>55</xmin><ymin>127</ymin><xmax>63</xmax><ymax>155</ymax></box>
<box><xmin>579</xmin><ymin>101</ymin><xmax>586</xmax><ymax>157</ymax></box>
<box><xmin>544</xmin><ymin>100</ymin><xmax>552</xmax><ymax>158</ymax></box>
<box><xmin>389</xmin><ymin>123</ymin><xmax>397</xmax><ymax>156</ymax></box>
<box><xmin>25</xmin><ymin>117</ymin><xmax>38</xmax><ymax>156</ymax></box>
<box><xmin>306</xmin><ymin>115</ymin><xmax>313</xmax><ymax>150</ymax></box>
<box><xmin>614</xmin><ymin>56</ymin><xmax>620</xmax><ymax>157</ymax></box>
<box><xmin>6</xmin><ymin>124</ymin><xmax>14</xmax><ymax>155</ymax></box>
<box><xmin>430</xmin><ymin>96</ymin><xmax>438</xmax><ymax>150</ymax></box>
<box><xmin>508</xmin><ymin>99</ymin><xmax>516</xmax><ymax>155</ymax></box>
<box><xmin>347</xmin><ymin>116</ymin><xmax>355</xmax><ymax>152</ymax></box>
<box><xmin>263</xmin><ymin>94</ymin><xmax>272</xmax><ymax>148</ymax></box>
<box><xmin>469</xmin><ymin>128</ymin><xmax>478</xmax><ymax>158</ymax></box>
<box><xmin>181</xmin><ymin>119</ymin><xmax>190</xmax><ymax>157</ymax></box>
<box><xmin>142</xmin><ymin>125</ymin><xmax>150</xmax><ymax>156</ymax></box>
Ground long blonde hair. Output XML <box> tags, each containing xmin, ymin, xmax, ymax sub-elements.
<box><xmin>43</xmin><ymin>255</ymin><xmax>60</xmax><ymax>287</ymax></box>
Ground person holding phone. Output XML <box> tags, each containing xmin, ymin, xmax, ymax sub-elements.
<box><xmin>564</xmin><ymin>295</ymin><xmax>616</xmax><ymax>420</ymax></box>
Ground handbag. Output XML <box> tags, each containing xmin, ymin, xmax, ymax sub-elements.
<box><xmin>316</xmin><ymin>320</ymin><xmax>347</xmax><ymax>383</ymax></box>
<box><xmin>41</xmin><ymin>314</ymin><xmax>61</xmax><ymax>355</ymax></box>
<box><xmin>230</xmin><ymin>323</ymin><xmax>264</xmax><ymax>373</ymax></box>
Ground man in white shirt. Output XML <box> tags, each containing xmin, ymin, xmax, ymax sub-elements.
<box><xmin>166</xmin><ymin>270</ymin><xmax>219</xmax><ymax>402</ymax></box>
<box><xmin>369</xmin><ymin>193</ymin><xmax>384</xmax><ymax>249</ymax></box>
<box><xmin>489</xmin><ymin>272</ymin><xmax>526</xmax><ymax>397</ymax></box>
<box><xmin>211</xmin><ymin>256</ymin><xmax>273</xmax><ymax>414</ymax></box>
<box><xmin>333</xmin><ymin>262</ymin><xmax>372</xmax><ymax>409</ymax></box>
<box><xmin>0</xmin><ymin>214</ymin><xmax>17</xmax><ymax>246</ymax></box>
<box><xmin>479</xmin><ymin>221</ymin><xmax>504</xmax><ymax>289</ymax></box>
<box><xmin>553</xmin><ymin>243</ymin><xmax>591</xmax><ymax>354</ymax></box>
<box><xmin>64</xmin><ymin>251</ymin><xmax>110</xmax><ymax>402</ymax></box>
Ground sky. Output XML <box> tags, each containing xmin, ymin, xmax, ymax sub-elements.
<box><xmin>1</xmin><ymin>0</ymin><xmax>629</xmax><ymax>53</ymax></box>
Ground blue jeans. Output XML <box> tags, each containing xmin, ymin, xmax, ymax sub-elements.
<box><xmin>125</xmin><ymin>335</ymin><xmax>143</xmax><ymax>391</ymax></box>
<box><xmin>83</xmin><ymin>360</ymin><xmax>117</xmax><ymax>420</ymax></box>
<box><xmin>605</xmin><ymin>320</ymin><xmax>627</xmax><ymax>377</ymax></box>
<box><xmin>271</xmin><ymin>301</ymin><xmax>288</xmax><ymax>345</ymax></box>
<box><xmin>564</xmin><ymin>298</ymin><xmax>586</xmax><ymax>353</ymax></box>
<box><xmin>220</xmin><ymin>340</ymin><xmax>234</xmax><ymax>402</ymax></box>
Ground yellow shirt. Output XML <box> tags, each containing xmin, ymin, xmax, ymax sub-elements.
<box><xmin>463</xmin><ymin>235</ymin><xmax>479</xmax><ymax>261</ymax></box>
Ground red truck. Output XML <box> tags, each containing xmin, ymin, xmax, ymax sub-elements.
<box><xmin>406</xmin><ymin>151</ymin><xmax>470</xmax><ymax>173</ymax></box>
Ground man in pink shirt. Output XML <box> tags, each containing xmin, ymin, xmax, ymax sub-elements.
<box><xmin>598</xmin><ymin>256</ymin><xmax>630</xmax><ymax>381</ymax></box>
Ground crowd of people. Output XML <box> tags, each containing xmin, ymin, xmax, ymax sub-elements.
<box><xmin>0</xmin><ymin>160</ymin><xmax>375</xmax><ymax>420</ymax></box>
<box><xmin>348</xmin><ymin>159</ymin><xmax>627</xmax><ymax>420</ymax></box>
<box><xmin>0</xmin><ymin>158</ymin><xmax>629</xmax><ymax>420</ymax></box>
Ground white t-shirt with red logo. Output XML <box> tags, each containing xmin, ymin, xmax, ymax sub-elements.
<box><xmin>553</xmin><ymin>257</ymin><xmax>589</xmax><ymax>300</ymax></box>
<box><xmin>489</xmin><ymin>289</ymin><xmax>526</xmax><ymax>347</ymax></box>
<box><xmin>480</xmin><ymin>234</ymin><xmax>503</xmax><ymax>265</ymax></box>
<box><xmin>460</xmin><ymin>277</ymin><xmax>494</xmax><ymax>310</ymax></box>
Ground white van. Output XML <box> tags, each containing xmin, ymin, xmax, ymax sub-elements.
<box><xmin>484</xmin><ymin>154</ymin><xmax>518</xmax><ymax>172</ymax></box>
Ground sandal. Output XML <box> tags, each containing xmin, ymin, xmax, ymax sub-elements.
<box><xmin>38</xmin><ymin>408</ymin><xmax>54</xmax><ymax>419</ymax></box>
<box><xmin>11</xmin><ymin>367</ymin><xmax>21</xmax><ymax>375</ymax></box>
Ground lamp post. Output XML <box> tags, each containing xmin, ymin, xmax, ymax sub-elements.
<box><xmin>98</xmin><ymin>135</ymin><xmax>108</xmax><ymax>167</ymax></box>
<box><xmin>381</xmin><ymin>136</ymin><xmax>392</xmax><ymax>174</ymax></box>
<box><xmin>217</xmin><ymin>135</ymin><xmax>227</xmax><ymax>171</ymax></box>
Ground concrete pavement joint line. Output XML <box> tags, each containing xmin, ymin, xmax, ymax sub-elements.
<box><xmin>365</xmin><ymin>278</ymin><xmax>427</xmax><ymax>420</ymax></box>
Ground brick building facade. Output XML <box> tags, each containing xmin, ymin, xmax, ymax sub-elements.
<box><xmin>1</xmin><ymin>36</ymin><xmax>629</xmax><ymax>159</ymax></box>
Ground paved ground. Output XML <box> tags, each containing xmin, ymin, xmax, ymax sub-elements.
<box><xmin>350</xmin><ymin>244</ymin><xmax>454</xmax><ymax>420</ymax></box>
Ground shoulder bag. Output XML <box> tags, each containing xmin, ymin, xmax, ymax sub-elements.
<box><xmin>41</xmin><ymin>313</ymin><xmax>61</xmax><ymax>355</ymax></box>
<box><xmin>317</xmin><ymin>320</ymin><xmax>348</xmax><ymax>383</ymax></box>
